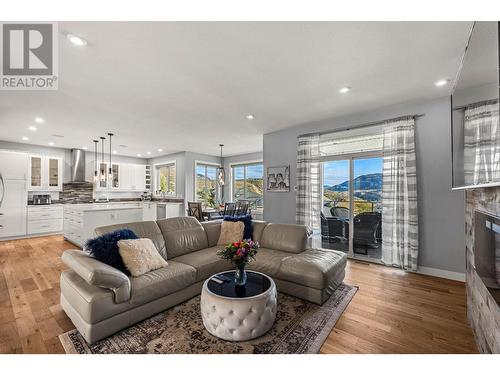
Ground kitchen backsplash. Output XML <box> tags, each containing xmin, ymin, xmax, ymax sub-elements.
<box><xmin>60</xmin><ymin>182</ymin><xmax>94</xmax><ymax>204</ymax></box>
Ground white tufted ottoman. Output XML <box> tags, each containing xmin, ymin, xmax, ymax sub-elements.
<box><xmin>200</xmin><ymin>270</ymin><xmax>277</xmax><ymax>341</ymax></box>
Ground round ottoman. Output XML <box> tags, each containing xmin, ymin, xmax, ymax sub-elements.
<box><xmin>200</xmin><ymin>270</ymin><xmax>277</xmax><ymax>341</ymax></box>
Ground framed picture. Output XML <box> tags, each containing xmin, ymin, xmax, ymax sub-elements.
<box><xmin>267</xmin><ymin>165</ymin><xmax>290</xmax><ymax>192</ymax></box>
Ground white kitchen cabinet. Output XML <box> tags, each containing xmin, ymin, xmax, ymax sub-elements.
<box><xmin>118</xmin><ymin>164</ymin><xmax>146</xmax><ymax>191</ymax></box>
<box><xmin>63</xmin><ymin>204</ymin><xmax>144</xmax><ymax>247</ymax></box>
<box><xmin>0</xmin><ymin>179</ymin><xmax>27</xmax><ymax>238</ymax></box>
<box><xmin>142</xmin><ymin>202</ymin><xmax>157</xmax><ymax>221</ymax></box>
<box><xmin>28</xmin><ymin>155</ymin><xmax>63</xmax><ymax>191</ymax></box>
<box><xmin>0</xmin><ymin>150</ymin><xmax>28</xmax><ymax>239</ymax></box>
<box><xmin>27</xmin><ymin>205</ymin><xmax>63</xmax><ymax>235</ymax></box>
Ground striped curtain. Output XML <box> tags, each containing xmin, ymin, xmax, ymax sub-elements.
<box><xmin>463</xmin><ymin>100</ymin><xmax>500</xmax><ymax>186</ymax></box>
<box><xmin>296</xmin><ymin>134</ymin><xmax>321</xmax><ymax>242</ymax></box>
<box><xmin>381</xmin><ymin>117</ymin><xmax>419</xmax><ymax>271</ymax></box>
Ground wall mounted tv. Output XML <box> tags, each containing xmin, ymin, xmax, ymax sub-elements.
<box><xmin>451</xmin><ymin>21</ymin><xmax>500</xmax><ymax>190</ymax></box>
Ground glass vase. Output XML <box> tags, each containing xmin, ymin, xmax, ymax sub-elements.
<box><xmin>234</xmin><ymin>266</ymin><xmax>247</xmax><ymax>286</ymax></box>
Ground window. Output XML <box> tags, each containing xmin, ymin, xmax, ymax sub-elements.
<box><xmin>156</xmin><ymin>163</ymin><xmax>176</xmax><ymax>194</ymax></box>
<box><xmin>196</xmin><ymin>163</ymin><xmax>218</xmax><ymax>207</ymax></box>
<box><xmin>232</xmin><ymin>163</ymin><xmax>264</xmax><ymax>210</ymax></box>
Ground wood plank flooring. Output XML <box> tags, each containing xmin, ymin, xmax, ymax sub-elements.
<box><xmin>0</xmin><ymin>235</ymin><xmax>478</xmax><ymax>354</ymax></box>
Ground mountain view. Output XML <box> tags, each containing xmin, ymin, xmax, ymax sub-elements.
<box><xmin>323</xmin><ymin>173</ymin><xmax>383</xmax><ymax>215</ymax></box>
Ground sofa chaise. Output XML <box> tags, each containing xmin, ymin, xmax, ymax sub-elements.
<box><xmin>60</xmin><ymin>217</ymin><xmax>347</xmax><ymax>344</ymax></box>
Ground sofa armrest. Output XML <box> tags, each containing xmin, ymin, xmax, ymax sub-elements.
<box><xmin>61</xmin><ymin>249</ymin><xmax>131</xmax><ymax>303</ymax></box>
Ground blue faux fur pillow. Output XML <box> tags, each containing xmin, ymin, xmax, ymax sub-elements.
<box><xmin>85</xmin><ymin>229</ymin><xmax>138</xmax><ymax>275</ymax></box>
<box><xmin>223</xmin><ymin>214</ymin><xmax>253</xmax><ymax>240</ymax></box>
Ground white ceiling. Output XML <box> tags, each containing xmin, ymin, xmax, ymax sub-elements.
<box><xmin>0</xmin><ymin>22</ymin><xmax>472</xmax><ymax>158</ymax></box>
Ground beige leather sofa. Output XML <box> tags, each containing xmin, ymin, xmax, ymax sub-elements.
<box><xmin>60</xmin><ymin>217</ymin><xmax>346</xmax><ymax>344</ymax></box>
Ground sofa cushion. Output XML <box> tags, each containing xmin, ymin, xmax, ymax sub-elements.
<box><xmin>246</xmin><ymin>248</ymin><xmax>291</xmax><ymax>278</ymax></box>
<box><xmin>129</xmin><ymin>261</ymin><xmax>196</xmax><ymax>306</ymax></box>
<box><xmin>157</xmin><ymin>217</ymin><xmax>209</xmax><ymax>258</ymax></box>
<box><xmin>252</xmin><ymin>221</ymin><xmax>268</xmax><ymax>243</ymax></box>
<box><xmin>86</xmin><ymin>229</ymin><xmax>138</xmax><ymax>275</ymax></box>
<box><xmin>260</xmin><ymin>223</ymin><xmax>308</xmax><ymax>254</ymax></box>
<box><xmin>278</xmin><ymin>249</ymin><xmax>347</xmax><ymax>289</ymax></box>
<box><xmin>217</xmin><ymin>221</ymin><xmax>244</xmax><ymax>245</ymax></box>
<box><xmin>94</xmin><ymin>221</ymin><xmax>167</xmax><ymax>261</ymax></box>
<box><xmin>172</xmin><ymin>246</ymin><xmax>232</xmax><ymax>282</ymax></box>
<box><xmin>118</xmin><ymin>238</ymin><xmax>169</xmax><ymax>277</ymax></box>
<box><xmin>201</xmin><ymin>221</ymin><xmax>222</xmax><ymax>247</ymax></box>
<box><xmin>223</xmin><ymin>214</ymin><xmax>253</xmax><ymax>239</ymax></box>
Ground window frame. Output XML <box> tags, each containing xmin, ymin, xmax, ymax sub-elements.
<box><xmin>229</xmin><ymin>160</ymin><xmax>264</xmax><ymax>210</ymax></box>
<box><xmin>154</xmin><ymin>160</ymin><xmax>177</xmax><ymax>195</ymax></box>
<box><xmin>194</xmin><ymin>160</ymin><xmax>221</xmax><ymax>205</ymax></box>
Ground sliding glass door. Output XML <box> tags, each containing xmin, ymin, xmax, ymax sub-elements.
<box><xmin>321</xmin><ymin>154</ymin><xmax>383</xmax><ymax>261</ymax></box>
<box><xmin>321</xmin><ymin>159</ymin><xmax>350</xmax><ymax>253</ymax></box>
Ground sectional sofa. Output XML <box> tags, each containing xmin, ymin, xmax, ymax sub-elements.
<box><xmin>60</xmin><ymin>217</ymin><xmax>347</xmax><ymax>344</ymax></box>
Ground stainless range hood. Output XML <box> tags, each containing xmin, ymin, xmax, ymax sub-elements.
<box><xmin>70</xmin><ymin>149</ymin><xmax>86</xmax><ymax>182</ymax></box>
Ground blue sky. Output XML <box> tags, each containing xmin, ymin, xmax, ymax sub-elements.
<box><xmin>234</xmin><ymin>164</ymin><xmax>264</xmax><ymax>180</ymax></box>
<box><xmin>323</xmin><ymin>157</ymin><xmax>383</xmax><ymax>186</ymax></box>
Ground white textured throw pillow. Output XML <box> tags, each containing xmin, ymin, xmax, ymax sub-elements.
<box><xmin>118</xmin><ymin>238</ymin><xmax>168</xmax><ymax>277</ymax></box>
<box><xmin>217</xmin><ymin>221</ymin><xmax>245</xmax><ymax>246</ymax></box>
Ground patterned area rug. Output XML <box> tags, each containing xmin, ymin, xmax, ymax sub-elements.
<box><xmin>59</xmin><ymin>283</ymin><xmax>357</xmax><ymax>354</ymax></box>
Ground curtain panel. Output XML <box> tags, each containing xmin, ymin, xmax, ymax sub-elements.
<box><xmin>296</xmin><ymin>134</ymin><xmax>321</xmax><ymax>239</ymax></box>
<box><xmin>463</xmin><ymin>100</ymin><xmax>500</xmax><ymax>186</ymax></box>
<box><xmin>381</xmin><ymin>117</ymin><xmax>419</xmax><ymax>271</ymax></box>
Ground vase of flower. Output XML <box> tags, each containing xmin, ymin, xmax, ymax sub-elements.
<box><xmin>234</xmin><ymin>265</ymin><xmax>247</xmax><ymax>286</ymax></box>
<box><xmin>217</xmin><ymin>239</ymin><xmax>259</xmax><ymax>287</ymax></box>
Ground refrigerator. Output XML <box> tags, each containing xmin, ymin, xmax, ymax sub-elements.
<box><xmin>0</xmin><ymin>150</ymin><xmax>28</xmax><ymax>238</ymax></box>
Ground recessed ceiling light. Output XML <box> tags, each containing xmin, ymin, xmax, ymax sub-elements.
<box><xmin>28</xmin><ymin>126</ymin><xmax>37</xmax><ymax>131</ymax></box>
<box><xmin>67</xmin><ymin>34</ymin><xmax>87</xmax><ymax>47</ymax></box>
<box><xmin>22</xmin><ymin>136</ymin><xmax>28</xmax><ymax>141</ymax></box>
<box><xmin>34</xmin><ymin>117</ymin><xmax>44</xmax><ymax>124</ymax></box>
<box><xmin>158</xmin><ymin>148</ymin><xmax>163</xmax><ymax>152</ymax></box>
<box><xmin>48</xmin><ymin>142</ymin><xmax>54</xmax><ymax>146</ymax></box>
<box><xmin>434</xmin><ymin>79</ymin><xmax>450</xmax><ymax>87</ymax></box>
<box><xmin>339</xmin><ymin>86</ymin><xmax>351</xmax><ymax>94</ymax></box>
<box><xmin>246</xmin><ymin>114</ymin><xmax>255</xmax><ymax>120</ymax></box>
<box><xmin>113</xmin><ymin>150</ymin><xmax>117</xmax><ymax>154</ymax></box>
<box><xmin>147</xmin><ymin>151</ymin><xmax>151</xmax><ymax>155</ymax></box>
<box><xmin>137</xmin><ymin>153</ymin><xmax>142</xmax><ymax>157</ymax></box>
<box><xmin>82</xmin><ymin>147</ymin><xmax>88</xmax><ymax>150</ymax></box>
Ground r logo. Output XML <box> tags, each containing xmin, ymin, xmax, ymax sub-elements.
<box><xmin>2</xmin><ymin>23</ymin><xmax>53</xmax><ymax>76</ymax></box>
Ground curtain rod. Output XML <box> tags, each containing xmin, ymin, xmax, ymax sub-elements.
<box><xmin>297</xmin><ymin>113</ymin><xmax>425</xmax><ymax>138</ymax></box>
<box><xmin>452</xmin><ymin>98</ymin><xmax>498</xmax><ymax>111</ymax></box>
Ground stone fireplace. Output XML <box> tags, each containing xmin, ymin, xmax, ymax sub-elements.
<box><xmin>465</xmin><ymin>187</ymin><xmax>500</xmax><ymax>353</ymax></box>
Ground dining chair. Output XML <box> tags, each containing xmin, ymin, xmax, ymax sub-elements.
<box><xmin>235</xmin><ymin>201</ymin><xmax>250</xmax><ymax>216</ymax></box>
<box><xmin>223</xmin><ymin>202</ymin><xmax>237</xmax><ymax>216</ymax></box>
<box><xmin>187</xmin><ymin>201</ymin><xmax>204</xmax><ymax>222</ymax></box>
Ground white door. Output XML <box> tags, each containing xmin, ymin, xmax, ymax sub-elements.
<box><xmin>0</xmin><ymin>150</ymin><xmax>28</xmax><ymax>180</ymax></box>
<box><xmin>0</xmin><ymin>179</ymin><xmax>27</xmax><ymax>237</ymax></box>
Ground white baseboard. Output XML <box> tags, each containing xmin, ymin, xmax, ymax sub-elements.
<box><xmin>415</xmin><ymin>266</ymin><xmax>465</xmax><ymax>282</ymax></box>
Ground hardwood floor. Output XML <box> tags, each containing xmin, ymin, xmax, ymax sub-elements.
<box><xmin>0</xmin><ymin>235</ymin><xmax>478</xmax><ymax>354</ymax></box>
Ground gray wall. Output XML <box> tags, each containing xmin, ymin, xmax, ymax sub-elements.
<box><xmin>263</xmin><ymin>96</ymin><xmax>466</xmax><ymax>273</ymax></box>
<box><xmin>147</xmin><ymin>151</ymin><xmax>222</xmax><ymax>202</ymax></box>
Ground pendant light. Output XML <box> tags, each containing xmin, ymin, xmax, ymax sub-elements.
<box><xmin>107</xmin><ymin>132</ymin><xmax>114</xmax><ymax>183</ymax></box>
<box><xmin>217</xmin><ymin>144</ymin><xmax>225</xmax><ymax>187</ymax></box>
<box><xmin>100</xmin><ymin>136</ymin><xmax>106</xmax><ymax>182</ymax></box>
<box><xmin>93</xmin><ymin>140</ymin><xmax>99</xmax><ymax>183</ymax></box>
<box><xmin>216</xmin><ymin>144</ymin><xmax>225</xmax><ymax>205</ymax></box>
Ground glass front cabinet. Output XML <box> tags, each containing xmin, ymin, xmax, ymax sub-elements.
<box><xmin>28</xmin><ymin>155</ymin><xmax>63</xmax><ymax>191</ymax></box>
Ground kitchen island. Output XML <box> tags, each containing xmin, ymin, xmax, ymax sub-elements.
<box><xmin>63</xmin><ymin>201</ymin><xmax>184</xmax><ymax>247</ymax></box>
